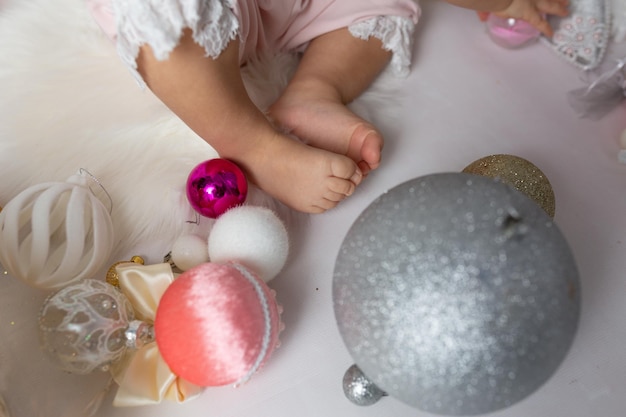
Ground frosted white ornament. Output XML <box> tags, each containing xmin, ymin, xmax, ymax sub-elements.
<box><xmin>170</xmin><ymin>234</ymin><xmax>209</xmax><ymax>271</ymax></box>
<box><xmin>208</xmin><ymin>206</ymin><xmax>289</xmax><ymax>282</ymax></box>
<box><xmin>0</xmin><ymin>171</ymin><xmax>115</xmax><ymax>290</ymax></box>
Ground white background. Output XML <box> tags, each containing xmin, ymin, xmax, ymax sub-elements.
<box><xmin>2</xmin><ymin>1</ymin><xmax>626</xmax><ymax>416</ymax></box>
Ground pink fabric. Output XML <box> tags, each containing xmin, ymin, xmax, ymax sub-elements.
<box><xmin>86</xmin><ymin>0</ymin><xmax>419</xmax><ymax>62</ymax></box>
<box><xmin>234</xmin><ymin>0</ymin><xmax>420</xmax><ymax>60</ymax></box>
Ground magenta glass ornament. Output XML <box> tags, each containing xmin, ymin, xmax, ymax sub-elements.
<box><xmin>486</xmin><ymin>15</ymin><xmax>540</xmax><ymax>49</ymax></box>
<box><xmin>186</xmin><ymin>159</ymin><xmax>248</xmax><ymax>218</ymax></box>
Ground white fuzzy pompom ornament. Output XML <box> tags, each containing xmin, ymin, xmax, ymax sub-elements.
<box><xmin>208</xmin><ymin>206</ymin><xmax>289</xmax><ymax>282</ymax></box>
<box><xmin>0</xmin><ymin>171</ymin><xmax>115</xmax><ymax>290</ymax></box>
<box><xmin>170</xmin><ymin>234</ymin><xmax>209</xmax><ymax>271</ymax></box>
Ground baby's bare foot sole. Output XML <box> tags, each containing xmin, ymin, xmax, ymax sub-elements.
<box><xmin>237</xmin><ymin>133</ymin><xmax>362</xmax><ymax>214</ymax></box>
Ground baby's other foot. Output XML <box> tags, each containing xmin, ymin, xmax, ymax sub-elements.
<box><xmin>269</xmin><ymin>84</ymin><xmax>383</xmax><ymax>176</ymax></box>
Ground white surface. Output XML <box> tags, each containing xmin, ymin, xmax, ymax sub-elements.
<box><xmin>3</xmin><ymin>1</ymin><xmax>626</xmax><ymax>416</ymax></box>
<box><xmin>100</xmin><ymin>3</ymin><xmax>626</xmax><ymax>417</ymax></box>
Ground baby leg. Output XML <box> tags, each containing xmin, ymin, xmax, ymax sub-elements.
<box><xmin>137</xmin><ymin>30</ymin><xmax>362</xmax><ymax>213</ymax></box>
<box><xmin>269</xmin><ymin>28</ymin><xmax>391</xmax><ymax>175</ymax></box>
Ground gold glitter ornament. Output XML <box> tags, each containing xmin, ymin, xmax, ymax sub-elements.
<box><xmin>463</xmin><ymin>154</ymin><xmax>555</xmax><ymax>218</ymax></box>
<box><xmin>105</xmin><ymin>256</ymin><xmax>145</xmax><ymax>287</ymax></box>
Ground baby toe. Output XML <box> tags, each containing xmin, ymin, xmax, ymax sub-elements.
<box><xmin>328</xmin><ymin>177</ymin><xmax>356</xmax><ymax>197</ymax></box>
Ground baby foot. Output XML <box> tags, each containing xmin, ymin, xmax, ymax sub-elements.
<box><xmin>269</xmin><ymin>84</ymin><xmax>384</xmax><ymax>176</ymax></box>
<box><xmin>237</xmin><ymin>132</ymin><xmax>362</xmax><ymax>214</ymax></box>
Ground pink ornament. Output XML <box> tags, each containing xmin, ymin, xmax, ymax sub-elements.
<box><xmin>154</xmin><ymin>262</ymin><xmax>282</xmax><ymax>387</ymax></box>
<box><xmin>186</xmin><ymin>159</ymin><xmax>248</xmax><ymax>218</ymax></box>
<box><xmin>486</xmin><ymin>15</ymin><xmax>540</xmax><ymax>49</ymax></box>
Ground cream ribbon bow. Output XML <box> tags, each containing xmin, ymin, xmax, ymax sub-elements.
<box><xmin>110</xmin><ymin>263</ymin><xmax>204</xmax><ymax>406</ymax></box>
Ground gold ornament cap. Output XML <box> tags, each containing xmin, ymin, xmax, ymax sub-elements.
<box><xmin>105</xmin><ymin>256</ymin><xmax>145</xmax><ymax>287</ymax></box>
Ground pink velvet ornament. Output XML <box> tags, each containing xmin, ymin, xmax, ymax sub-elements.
<box><xmin>486</xmin><ymin>15</ymin><xmax>540</xmax><ymax>49</ymax></box>
<box><xmin>186</xmin><ymin>159</ymin><xmax>248</xmax><ymax>218</ymax></box>
<box><xmin>154</xmin><ymin>262</ymin><xmax>281</xmax><ymax>387</ymax></box>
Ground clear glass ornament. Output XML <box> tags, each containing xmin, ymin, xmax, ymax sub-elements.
<box><xmin>39</xmin><ymin>279</ymin><xmax>153</xmax><ymax>374</ymax></box>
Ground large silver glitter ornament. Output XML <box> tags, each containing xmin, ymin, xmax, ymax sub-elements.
<box><xmin>39</xmin><ymin>279</ymin><xmax>153</xmax><ymax>374</ymax></box>
<box><xmin>333</xmin><ymin>173</ymin><xmax>580</xmax><ymax>416</ymax></box>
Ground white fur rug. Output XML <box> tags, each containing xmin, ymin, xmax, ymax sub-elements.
<box><xmin>0</xmin><ymin>0</ymin><xmax>402</xmax><ymax>258</ymax></box>
<box><xmin>0</xmin><ymin>1</ymin><xmax>403</xmax><ymax>415</ymax></box>
<box><xmin>0</xmin><ymin>0</ymin><xmax>300</xmax><ymax>260</ymax></box>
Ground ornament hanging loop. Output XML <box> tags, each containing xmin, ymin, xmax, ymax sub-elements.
<box><xmin>76</xmin><ymin>168</ymin><xmax>114</xmax><ymax>215</ymax></box>
<box><xmin>186</xmin><ymin>212</ymin><xmax>200</xmax><ymax>225</ymax></box>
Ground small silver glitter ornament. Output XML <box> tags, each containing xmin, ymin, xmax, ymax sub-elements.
<box><xmin>333</xmin><ymin>173</ymin><xmax>580</xmax><ymax>416</ymax></box>
<box><xmin>342</xmin><ymin>364</ymin><xmax>387</xmax><ymax>406</ymax></box>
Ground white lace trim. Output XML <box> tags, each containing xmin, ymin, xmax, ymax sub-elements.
<box><xmin>349</xmin><ymin>15</ymin><xmax>416</xmax><ymax>78</ymax></box>
<box><xmin>112</xmin><ymin>2</ymin><xmax>416</xmax><ymax>86</ymax></box>
<box><xmin>548</xmin><ymin>14</ymin><xmax>610</xmax><ymax>71</ymax></box>
<box><xmin>112</xmin><ymin>0</ymin><xmax>239</xmax><ymax>87</ymax></box>
<box><xmin>613</xmin><ymin>0</ymin><xmax>626</xmax><ymax>42</ymax></box>
<box><xmin>541</xmin><ymin>0</ymin><xmax>610</xmax><ymax>71</ymax></box>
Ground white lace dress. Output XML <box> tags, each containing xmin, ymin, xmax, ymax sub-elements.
<box><xmin>86</xmin><ymin>0</ymin><xmax>421</xmax><ymax>85</ymax></box>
